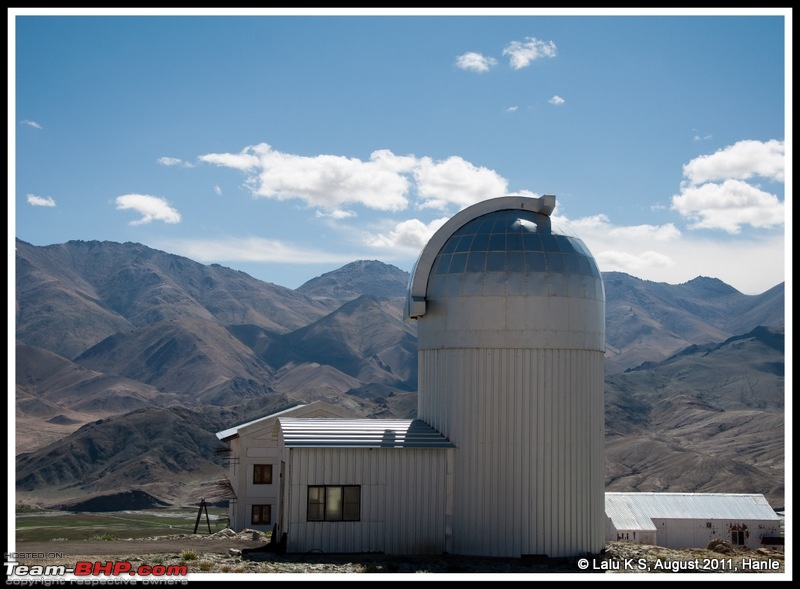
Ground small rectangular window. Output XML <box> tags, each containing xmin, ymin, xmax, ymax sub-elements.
<box><xmin>253</xmin><ymin>464</ymin><xmax>272</xmax><ymax>484</ymax></box>
<box><xmin>308</xmin><ymin>486</ymin><xmax>325</xmax><ymax>521</ymax></box>
<box><xmin>731</xmin><ymin>530</ymin><xmax>745</xmax><ymax>545</ymax></box>
<box><xmin>307</xmin><ymin>485</ymin><xmax>360</xmax><ymax>522</ymax></box>
<box><xmin>343</xmin><ymin>486</ymin><xmax>361</xmax><ymax>520</ymax></box>
<box><xmin>251</xmin><ymin>504</ymin><xmax>271</xmax><ymax>525</ymax></box>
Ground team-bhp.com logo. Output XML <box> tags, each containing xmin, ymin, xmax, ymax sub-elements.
<box><xmin>5</xmin><ymin>560</ymin><xmax>188</xmax><ymax>584</ymax></box>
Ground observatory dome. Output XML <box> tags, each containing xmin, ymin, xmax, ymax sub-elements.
<box><xmin>406</xmin><ymin>195</ymin><xmax>605</xmax><ymax>351</ymax></box>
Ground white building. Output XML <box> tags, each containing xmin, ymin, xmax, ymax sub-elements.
<box><xmin>215</xmin><ymin>401</ymin><xmax>352</xmax><ymax>533</ymax></box>
<box><xmin>217</xmin><ymin>195</ymin><xmax>607</xmax><ymax>557</ymax></box>
<box><xmin>605</xmin><ymin>492</ymin><xmax>783</xmax><ymax>550</ymax></box>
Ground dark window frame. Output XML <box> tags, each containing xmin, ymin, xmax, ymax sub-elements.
<box><xmin>253</xmin><ymin>464</ymin><xmax>273</xmax><ymax>484</ymax></box>
<box><xmin>251</xmin><ymin>504</ymin><xmax>271</xmax><ymax>525</ymax></box>
<box><xmin>307</xmin><ymin>485</ymin><xmax>361</xmax><ymax>522</ymax></box>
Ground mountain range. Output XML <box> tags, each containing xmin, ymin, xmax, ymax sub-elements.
<box><xmin>14</xmin><ymin>238</ymin><xmax>786</xmax><ymax>508</ymax></box>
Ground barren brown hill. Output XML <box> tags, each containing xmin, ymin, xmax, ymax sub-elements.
<box><xmin>13</xmin><ymin>239</ymin><xmax>785</xmax><ymax>509</ymax></box>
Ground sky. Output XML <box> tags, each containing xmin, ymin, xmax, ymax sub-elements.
<box><xmin>6</xmin><ymin>8</ymin><xmax>793</xmax><ymax>579</ymax></box>
<box><xmin>10</xmin><ymin>8</ymin><xmax>790</xmax><ymax>297</ymax></box>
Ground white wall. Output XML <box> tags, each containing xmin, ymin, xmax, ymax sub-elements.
<box><xmin>226</xmin><ymin>425</ymin><xmax>280</xmax><ymax>532</ymax></box>
<box><xmin>282</xmin><ymin>447</ymin><xmax>452</xmax><ymax>555</ymax></box>
<box><xmin>419</xmin><ymin>346</ymin><xmax>606</xmax><ymax>558</ymax></box>
<box><xmin>224</xmin><ymin>402</ymin><xmax>353</xmax><ymax>532</ymax></box>
<box><xmin>653</xmin><ymin>518</ymin><xmax>783</xmax><ymax>550</ymax></box>
<box><xmin>608</xmin><ymin>518</ymin><xmax>783</xmax><ymax>550</ymax></box>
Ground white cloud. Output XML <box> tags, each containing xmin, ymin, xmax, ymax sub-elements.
<box><xmin>26</xmin><ymin>194</ymin><xmax>56</xmax><ymax>207</ymax></box>
<box><xmin>502</xmin><ymin>37</ymin><xmax>557</xmax><ymax>70</ymax></box>
<box><xmin>414</xmin><ymin>156</ymin><xmax>509</xmax><ymax>210</ymax></box>
<box><xmin>567</xmin><ymin>214</ymin><xmax>681</xmax><ymax>242</ymax></box>
<box><xmin>200</xmin><ymin>146</ymin><xmax>263</xmax><ymax>171</ymax></box>
<box><xmin>200</xmin><ymin>143</ymin><xmax>412</xmax><ymax>212</ymax></box>
<box><xmin>198</xmin><ymin>143</ymin><xmax>514</xmax><ymax>214</ymax></box>
<box><xmin>158</xmin><ymin>237</ymin><xmax>357</xmax><ymax>265</ymax></box>
<box><xmin>20</xmin><ymin>120</ymin><xmax>42</xmax><ymax>129</ymax></box>
<box><xmin>506</xmin><ymin>106</ymin><xmax>519</xmax><ymax>112</ymax></box>
<box><xmin>595</xmin><ymin>249</ymin><xmax>676</xmax><ymax>272</ymax></box>
<box><xmin>682</xmin><ymin>139</ymin><xmax>784</xmax><ymax>185</ymax></box>
<box><xmin>366</xmin><ymin>217</ymin><xmax>450</xmax><ymax>253</ymax></box>
<box><xmin>558</xmin><ymin>212</ymin><xmax>783</xmax><ymax>295</ymax></box>
<box><xmin>671</xmin><ymin>179</ymin><xmax>784</xmax><ymax>234</ymax></box>
<box><xmin>668</xmin><ymin>139</ymin><xmax>785</xmax><ymax>234</ymax></box>
<box><xmin>214</xmin><ymin>185</ymin><xmax>222</xmax><ymax>196</ymax></box>
<box><xmin>114</xmin><ymin>194</ymin><xmax>181</xmax><ymax>226</ymax></box>
<box><xmin>549</xmin><ymin>95</ymin><xmax>565</xmax><ymax>105</ymax></box>
<box><xmin>455</xmin><ymin>52</ymin><xmax>498</xmax><ymax>72</ymax></box>
<box><xmin>316</xmin><ymin>209</ymin><xmax>357</xmax><ymax>219</ymax></box>
<box><xmin>157</xmin><ymin>156</ymin><xmax>194</xmax><ymax>168</ymax></box>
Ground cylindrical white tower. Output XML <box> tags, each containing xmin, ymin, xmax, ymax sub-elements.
<box><xmin>406</xmin><ymin>195</ymin><xmax>605</xmax><ymax>558</ymax></box>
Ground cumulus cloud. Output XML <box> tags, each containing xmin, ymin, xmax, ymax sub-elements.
<box><xmin>502</xmin><ymin>37</ymin><xmax>557</xmax><ymax>69</ymax></box>
<box><xmin>114</xmin><ymin>194</ymin><xmax>181</xmax><ymax>225</ymax></box>
<box><xmin>670</xmin><ymin>139</ymin><xmax>784</xmax><ymax>234</ymax></box>
<box><xmin>557</xmin><ymin>213</ymin><xmax>681</xmax><ymax>272</ymax></box>
<box><xmin>682</xmin><ymin>139</ymin><xmax>784</xmax><ymax>185</ymax></box>
<box><xmin>198</xmin><ymin>143</ymin><xmax>513</xmax><ymax>214</ymax></box>
<box><xmin>200</xmin><ymin>143</ymin><xmax>412</xmax><ymax>212</ymax></box>
<box><xmin>556</xmin><ymin>208</ymin><xmax>783</xmax><ymax>294</ymax></box>
<box><xmin>549</xmin><ymin>95</ymin><xmax>565</xmax><ymax>105</ymax></box>
<box><xmin>26</xmin><ymin>194</ymin><xmax>56</xmax><ymax>207</ymax></box>
<box><xmin>414</xmin><ymin>156</ymin><xmax>509</xmax><ymax>210</ymax></box>
<box><xmin>20</xmin><ymin>120</ymin><xmax>42</xmax><ymax>129</ymax></box>
<box><xmin>366</xmin><ymin>217</ymin><xmax>450</xmax><ymax>253</ymax></box>
<box><xmin>455</xmin><ymin>52</ymin><xmax>498</xmax><ymax>72</ymax></box>
<box><xmin>671</xmin><ymin>179</ymin><xmax>784</xmax><ymax>234</ymax></box>
<box><xmin>200</xmin><ymin>146</ymin><xmax>263</xmax><ymax>171</ymax></box>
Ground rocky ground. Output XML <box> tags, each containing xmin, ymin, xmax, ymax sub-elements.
<box><xmin>11</xmin><ymin>529</ymin><xmax>787</xmax><ymax>577</ymax></box>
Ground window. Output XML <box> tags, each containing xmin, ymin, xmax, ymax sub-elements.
<box><xmin>251</xmin><ymin>504</ymin><xmax>271</xmax><ymax>525</ymax></box>
<box><xmin>307</xmin><ymin>485</ymin><xmax>361</xmax><ymax>522</ymax></box>
<box><xmin>253</xmin><ymin>464</ymin><xmax>272</xmax><ymax>484</ymax></box>
<box><xmin>731</xmin><ymin>530</ymin><xmax>745</xmax><ymax>545</ymax></box>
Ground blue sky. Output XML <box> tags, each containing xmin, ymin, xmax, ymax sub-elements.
<box><xmin>10</xmin><ymin>8</ymin><xmax>790</xmax><ymax>295</ymax></box>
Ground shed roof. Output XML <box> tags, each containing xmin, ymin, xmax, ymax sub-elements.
<box><xmin>216</xmin><ymin>404</ymin><xmax>307</xmax><ymax>441</ymax></box>
<box><xmin>275</xmin><ymin>417</ymin><xmax>455</xmax><ymax>449</ymax></box>
<box><xmin>606</xmin><ymin>492</ymin><xmax>781</xmax><ymax>531</ymax></box>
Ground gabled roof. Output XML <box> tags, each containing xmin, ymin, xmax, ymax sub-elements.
<box><xmin>606</xmin><ymin>492</ymin><xmax>781</xmax><ymax>531</ymax></box>
<box><xmin>275</xmin><ymin>417</ymin><xmax>455</xmax><ymax>449</ymax></box>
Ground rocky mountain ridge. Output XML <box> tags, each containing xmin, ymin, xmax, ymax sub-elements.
<box><xmin>13</xmin><ymin>238</ymin><xmax>785</xmax><ymax>508</ymax></box>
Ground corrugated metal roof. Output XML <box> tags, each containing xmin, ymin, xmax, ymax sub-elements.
<box><xmin>215</xmin><ymin>404</ymin><xmax>308</xmax><ymax>441</ymax></box>
<box><xmin>276</xmin><ymin>417</ymin><xmax>455</xmax><ymax>449</ymax></box>
<box><xmin>606</xmin><ymin>492</ymin><xmax>781</xmax><ymax>531</ymax></box>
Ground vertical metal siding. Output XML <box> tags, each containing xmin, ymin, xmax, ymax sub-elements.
<box><xmin>285</xmin><ymin>447</ymin><xmax>449</xmax><ymax>555</ymax></box>
<box><xmin>418</xmin><ymin>347</ymin><xmax>605</xmax><ymax>558</ymax></box>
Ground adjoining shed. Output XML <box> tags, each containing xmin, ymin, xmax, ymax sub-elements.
<box><xmin>605</xmin><ymin>492</ymin><xmax>783</xmax><ymax>550</ymax></box>
<box><xmin>274</xmin><ymin>417</ymin><xmax>454</xmax><ymax>555</ymax></box>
